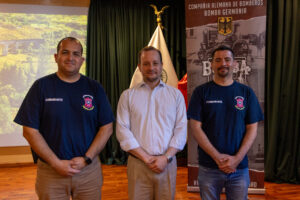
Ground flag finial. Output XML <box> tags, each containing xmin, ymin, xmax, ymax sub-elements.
<box><xmin>150</xmin><ymin>4</ymin><xmax>169</xmax><ymax>30</ymax></box>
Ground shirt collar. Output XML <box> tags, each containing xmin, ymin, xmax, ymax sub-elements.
<box><xmin>138</xmin><ymin>80</ymin><xmax>166</xmax><ymax>88</ymax></box>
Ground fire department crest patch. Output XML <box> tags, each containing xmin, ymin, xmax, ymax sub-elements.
<box><xmin>82</xmin><ymin>95</ymin><xmax>94</xmax><ymax>111</ymax></box>
<box><xmin>218</xmin><ymin>17</ymin><xmax>233</xmax><ymax>36</ymax></box>
<box><xmin>235</xmin><ymin>96</ymin><xmax>245</xmax><ymax>110</ymax></box>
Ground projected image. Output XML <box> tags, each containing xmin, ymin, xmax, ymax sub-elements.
<box><xmin>0</xmin><ymin>10</ymin><xmax>87</xmax><ymax>145</ymax></box>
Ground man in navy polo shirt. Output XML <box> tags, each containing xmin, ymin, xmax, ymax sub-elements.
<box><xmin>14</xmin><ymin>37</ymin><xmax>114</xmax><ymax>199</ymax></box>
<box><xmin>187</xmin><ymin>45</ymin><xmax>263</xmax><ymax>200</ymax></box>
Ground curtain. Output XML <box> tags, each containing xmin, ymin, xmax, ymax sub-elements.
<box><xmin>265</xmin><ymin>0</ymin><xmax>300</xmax><ymax>183</ymax></box>
<box><xmin>86</xmin><ymin>0</ymin><xmax>186</xmax><ymax>164</ymax></box>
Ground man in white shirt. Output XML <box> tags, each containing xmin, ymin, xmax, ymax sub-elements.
<box><xmin>116</xmin><ymin>46</ymin><xmax>187</xmax><ymax>200</ymax></box>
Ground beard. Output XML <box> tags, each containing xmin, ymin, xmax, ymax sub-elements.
<box><xmin>142</xmin><ymin>70</ymin><xmax>162</xmax><ymax>83</ymax></box>
<box><xmin>217</xmin><ymin>67</ymin><xmax>230</xmax><ymax>77</ymax></box>
<box><xmin>144</xmin><ymin>75</ymin><xmax>161</xmax><ymax>83</ymax></box>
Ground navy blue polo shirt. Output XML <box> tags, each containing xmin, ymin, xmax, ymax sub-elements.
<box><xmin>14</xmin><ymin>73</ymin><xmax>114</xmax><ymax>160</ymax></box>
<box><xmin>187</xmin><ymin>81</ymin><xmax>263</xmax><ymax>169</ymax></box>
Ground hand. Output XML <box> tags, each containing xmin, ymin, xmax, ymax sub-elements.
<box><xmin>143</xmin><ymin>155</ymin><xmax>155</xmax><ymax>166</ymax></box>
<box><xmin>147</xmin><ymin>155</ymin><xmax>168</xmax><ymax>174</ymax></box>
<box><xmin>70</xmin><ymin>157</ymin><xmax>87</xmax><ymax>170</ymax></box>
<box><xmin>214</xmin><ymin>153</ymin><xmax>230</xmax><ymax>167</ymax></box>
<box><xmin>218</xmin><ymin>155</ymin><xmax>239</xmax><ymax>174</ymax></box>
<box><xmin>51</xmin><ymin>160</ymin><xmax>81</xmax><ymax>177</ymax></box>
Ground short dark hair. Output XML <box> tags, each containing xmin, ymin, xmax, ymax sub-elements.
<box><xmin>138</xmin><ymin>46</ymin><xmax>162</xmax><ymax>64</ymax></box>
<box><xmin>56</xmin><ymin>37</ymin><xmax>83</xmax><ymax>55</ymax></box>
<box><xmin>211</xmin><ymin>45</ymin><xmax>234</xmax><ymax>60</ymax></box>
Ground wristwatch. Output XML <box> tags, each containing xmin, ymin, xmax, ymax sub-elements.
<box><xmin>83</xmin><ymin>155</ymin><xmax>92</xmax><ymax>165</ymax></box>
<box><xmin>166</xmin><ymin>155</ymin><xmax>173</xmax><ymax>163</ymax></box>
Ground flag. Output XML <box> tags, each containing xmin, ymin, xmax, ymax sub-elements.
<box><xmin>129</xmin><ymin>26</ymin><xmax>178</xmax><ymax>88</ymax></box>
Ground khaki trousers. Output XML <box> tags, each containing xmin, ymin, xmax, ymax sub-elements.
<box><xmin>36</xmin><ymin>157</ymin><xmax>102</xmax><ymax>200</ymax></box>
<box><xmin>127</xmin><ymin>155</ymin><xmax>177</xmax><ymax>200</ymax></box>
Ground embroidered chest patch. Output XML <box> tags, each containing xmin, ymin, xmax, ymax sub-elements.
<box><xmin>82</xmin><ymin>95</ymin><xmax>94</xmax><ymax>111</ymax></box>
<box><xmin>235</xmin><ymin>96</ymin><xmax>245</xmax><ymax>110</ymax></box>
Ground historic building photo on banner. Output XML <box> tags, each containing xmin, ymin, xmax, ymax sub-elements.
<box><xmin>185</xmin><ymin>0</ymin><xmax>266</xmax><ymax>194</ymax></box>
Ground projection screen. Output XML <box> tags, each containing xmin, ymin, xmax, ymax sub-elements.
<box><xmin>0</xmin><ymin>3</ymin><xmax>88</xmax><ymax>146</ymax></box>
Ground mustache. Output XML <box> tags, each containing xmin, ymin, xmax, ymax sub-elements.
<box><xmin>218</xmin><ymin>66</ymin><xmax>229</xmax><ymax>70</ymax></box>
<box><xmin>146</xmin><ymin>70</ymin><xmax>157</xmax><ymax>73</ymax></box>
<box><xmin>64</xmin><ymin>61</ymin><xmax>75</xmax><ymax>64</ymax></box>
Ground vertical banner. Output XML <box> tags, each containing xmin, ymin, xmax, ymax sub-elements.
<box><xmin>185</xmin><ymin>0</ymin><xmax>266</xmax><ymax>194</ymax></box>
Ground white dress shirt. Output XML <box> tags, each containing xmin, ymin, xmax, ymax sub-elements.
<box><xmin>116</xmin><ymin>80</ymin><xmax>187</xmax><ymax>155</ymax></box>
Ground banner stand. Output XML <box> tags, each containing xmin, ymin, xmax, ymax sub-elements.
<box><xmin>185</xmin><ymin>0</ymin><xmax>267</xmax><ymax>194</ymax></box>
